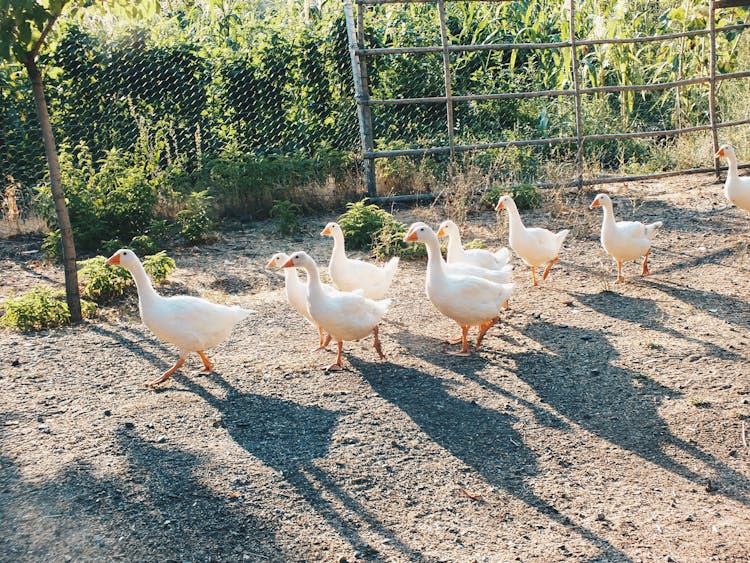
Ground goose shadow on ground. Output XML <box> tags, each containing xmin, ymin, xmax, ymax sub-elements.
<box><xmin>571</xmin><ymin>290</ymin><xmax>743</xmax><ymax>360</ymax></box>
<box><xmin>389</xmin><ymin>328</ymin><xmax>570</xmax><ymax>433</ymax></box>
<box><xmin>177</xmin><ymin>372</ymin><xmax>424</xmax><ymax>561</ymax></box>
<box><xmin>0</xmin><ymin>432</ymin><xmax>285</xmax><ymax>561</ymax></box>
<box><xmin>353</xmin><ymin>357</ymin><xmax>629</xmax><ymax>561</ymax></box>
<box><xmin>514</xmin><ymin>320</ymin><xmax>750</xmax><ymax>507</ymax></box>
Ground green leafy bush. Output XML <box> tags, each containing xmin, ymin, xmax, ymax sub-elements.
<box><xmin>483</xmin><ymin>183</ymin><xmax>542</xmax><ymax>210</ymax></box>
<box><xmin>41</xmin><ymin>230</ymin><xmax>62</xmax><ymax>262</ymax></box>
<box><xmin>1</xmin><ymin>287</ymin><xmax>97</xmax><ymax>332</ymax></box>
<box><xmin>78</xmin><ymin>256</ymin><xmax>132</xmax><ymax>302</ymax></box>
<box><xmin>142</xmin><ymin>251</ymin><xmax>177</xmax><ymax>283</ymax></box>
<box><xmin>270</xmin><ymin>200</ymin><xmax>302</xmax><ymax>236</ymax></box>
<box><xmin>78</xmin><ymin>251</ymin><xmax>176</xmax><ymax>303</ymax></box>
<box><xmin>177</xmin><ymin>190</ymin><xmax>215</xmax><ymax>245</ymax></box>
<box><xmin>336</xmin><ymin>200</ymin><xmax>395</xmax><ymax>251</ymax></box>
<box><xmin>373</xmin><ymin>221</ymin><xmax>427</xmax><ymax>260</ymax></box>
<box><xmin>129</xmin><ymin>235</ymin><xmax>158</xmax><ymax>256</ymax></box>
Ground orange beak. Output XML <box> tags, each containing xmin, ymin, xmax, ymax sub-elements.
<box><xmin>265</xmin><ymin>258</ymin><xmax>276</xmax><ymax>269</ymax></box>
<box><xmin>321</xmin><ymin>225</ymin><xmax>332</xmax><ymax>236</ymax></box>
<box><xmin>106</xmin><ymin>253</ymin><xmax>121</xmax><ymax>266</ymax></box>
<box><xmin>404</xmin><ymin>229</ymin><xmax>418</xmax><ymax>243</ymax></box>
<box><xmin>281</xmin><ymin>257</ymin><xmax>295</xmax><ymax>268</ymax></box>
<box><xmin>716</xmin><ymin>148</ymin><xmax>725</xmax><ymax>158</ymax></box>
<box><xmin>436</xmin><ymin>227</ymin><xmax>446</xmax><ymax>238</ymax></box>
<box><xmin>495</xmin><ymin>201</ymin><xmax>504</xmax><ymax>211</ymax></box>
<box><xmin>590</xmin><ymin>199</ymin><xmax>600</xmax><ymax>209</ymax></box>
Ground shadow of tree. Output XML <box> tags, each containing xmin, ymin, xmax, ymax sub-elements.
<box><xmin>515</xmin><ymin>321</ymin><xmax>750</xmax><ymax>507</ymax></box>
<box><xmin>572</xmin><ymin>290</ymin><xmax>742</xmax><ymax>360</ymax></box>
<box><xmin>354</xmin><ymin>358</ymin><xmax>628</xmax><ymax>561</ymax></box>
<box><xmin>0</xmin><ymin>432</ymin><xmax>285</xmax><ymax>561</ymax></box>
<box><xmin>177</xmin><ymin>373</ymin><xmax>424</xmax><ymax>561</ymax></box>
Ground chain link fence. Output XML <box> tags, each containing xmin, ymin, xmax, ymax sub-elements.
<box><xmin>1</xmin><ymin>6</ymin><xmax>360</xmax><ymax>220</ymax></box>
<box><xmin>2</xmin><ymin>1</ymin><xmax>750</xmax><ymax>223</ymax></box>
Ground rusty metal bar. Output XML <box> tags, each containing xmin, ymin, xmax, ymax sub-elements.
<box><xmin>709</xmin><ymin>0</ymin><xmax>721</xmax><ymax>176</ymax></box>
<box><xmin>436</xmin><ymin>0</ymin><xmax>455</xmax><ymax>158</ymax></box>
<box><xmin>569</xmin><ymin>0</ymin><xmax>584</xmax><ymax>188</ymax></box>
<box><xmin>344</xmin><ymin>0</ymin><xmax>377</xmax><ymax>196</ymax></box>
<box><xmin>356</xmin><ymin>24</ymin><xmax>749</xmax><ymax>56</ymax></box>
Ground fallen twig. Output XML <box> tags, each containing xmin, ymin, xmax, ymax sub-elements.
<box><xmin>742</xmin><ymin>420</ymin><xmax>748</xmax><ymax>449</ymax></box>
<box><xmin>458</xmin><ymin>486</ymin><xmax>483</xmax><ymax>501</ymax></box>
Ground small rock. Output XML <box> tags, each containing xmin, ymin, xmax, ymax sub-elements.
<box><xmin>11</xmin><ymin>359</ymin><xmax>20</xmax><ymax>367</ymax></box>
<box><xmin>596</xmin><ymin>513</ymin><xmax>605</xmax><ymax>521</ymax></box>
<box><xmin>104</xmin><ymin>410</ymin><xmax>111</xmax><ymax>417</ymax></box>
<box><xmin>123</xmin><ymin>422</ymin><xmax>135</xmax><ymax>430</ymax></box>
<box><xmin>156</xmin><ymin>435</ymin><xmax>167</xmax><ymax>444</ymax></box>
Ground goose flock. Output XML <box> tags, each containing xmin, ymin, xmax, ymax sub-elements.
<box><xmin>107</xmin><ymin>144</ymin><xmax>749</xmax><ymax>387</ymax></box>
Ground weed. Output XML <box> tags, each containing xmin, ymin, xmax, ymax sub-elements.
<box><xmin>372</xmin><ymin>221</ymin><xmax>427</xmax><ymax>260</ymax></box>
<box><xmin>689</xmin><ymin>397</ymin><xmax>711</xmax><ymax>408</ymax></box>
<box><xmin>78</xmin><ymin>251</ymin><xmax>176</xmax><ymax>303</ymax></box>
<box><xmin>78</xmin><ymin>256</ymin><xmax>132</xmax><ymax>303</ymax></box>
<box><xmin>337</xmin><ymin>200</ymin><xmax>395</xmax><ymax>251</ymax></box>
<box><xmin>142</xmin><ymin>251</ymin><xmax>177</xmax><ymax>283</ymax></box>
<box><xmin>177</xmin><ymin>190</ymin><xmax>215</xmax><ymax>245</ymax></box>
<box><xmin>0</xmin><ymin>287</ymin><xmax>97</xmax><ymax>331</ymax></box>
<box><xmin>270</xmin><ymin>200</ymin><xmax>303</xmax><ymax>236</ymax></box>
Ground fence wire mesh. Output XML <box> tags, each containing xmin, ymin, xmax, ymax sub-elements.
<box><xmin>2</xmin><ymin>0</ymin><xmax>750</xmax><ymax>218</ymax></box>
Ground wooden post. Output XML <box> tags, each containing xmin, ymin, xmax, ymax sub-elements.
<box><xmin>344</xmin><ymin>0</ymin><xmax>377</xmax><ymax>197</ymax></box>
<box><xmin>436</xmin><ymin>0</ymin><xmax>455</xmax><ymax>158</ymax></box>
<box><xmin>708</xmin><ymin>0</ymin><xmax>720</xmax><ymax>177</ymax></box>
<box><xmin>569</xmin><ymin>0</ymin><xmax>585</xmax><ymax>189</ymax></box>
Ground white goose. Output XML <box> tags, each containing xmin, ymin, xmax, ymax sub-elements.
<box><xmin>321</xmin><ymin>221</ymin><xmax>399</xmax><ymax>300</ymax></box>
<box><xmin>404</xmin><ymin>223</ymin><xmax>513</xmax><ymax>356</ymax></box>
<box><xmin>106</xmin><ymin>249</ymin><xmax>251</xmax><ymax>388</ymax></box>
<box><xmin>590</xmin><ymin>193</ymin><xmax>663</xmax><ymax>282</ymax></box>
<box><xmin>437</xmin><ymin>219</ymin><xmax>511</xmax><ymax>271</ymax></box>
<box><xmin>266</xmin><ymin>252</ymin><xmax>331</xmax><ymax>351</ymax></box>
<box><xmin>282</xmin><ymin>251</ymin><xmax>390</xmax><ymax>371</ymax></box>
<box><xmin>495</xmin><ymin>194</ymin><xmax>568</xmax><ymax>286</ymax></box>
<box><xmin>715</xmin><ymin>144</ymin><xmax>750</xmax><ymax>215</ymax></box>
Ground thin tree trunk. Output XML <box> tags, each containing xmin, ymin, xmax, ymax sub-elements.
<box><xmin>24</xmin><ymin>56</ymin><xmax>82</xmax><ymax>323</ymax></box>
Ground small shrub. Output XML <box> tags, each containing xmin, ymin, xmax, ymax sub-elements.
<box><xmin>177</xmin><ymin>190</ymin><xmax>215</xmax><ymax>245</ymax></box>
<box><xmin>464</xmin><ymin>239</ymin><xmax>487</xmax><ymax>250</ymax></box>
<box><xmin>100</xmin><ymin>238</ymin><xmax>124</xmax><ymax>256</ymax></box>
<box><xmin>78</xmin><ymin>251</ymin><xmax>175</xmax><ymax>303</ymax></box>
<box><xmin>129</xmin><ymin>234</ymin><xmax>158</xmax><ymax>256</ymax></box>
<box><xmin>41</xmin><ymin>230</ymin><xmax>62</xmax><ymax>262</ymax></box>
<box><xmin>78</xmin><ymin>256</ymin><xmax>132</xmax><ymax>302</ymax></box>
<box><xmin>482</xmin><ymin>183</ymin><xmax>542</xmax><ymax>210</ymax></box>
<box><xmin>337</xmin><ymin>200</ymin><xmax>394</xmax><ymax>250</ymax></box>
<box><xmin>142</xmin><ymin>251</ymin><xmax>177</xmax><ymax>283</ymax></box>
<box><xmin>0</xmin><ymin>287</ymin><xmax>97</xmax><ymax>332</ymax></box>
<box><xmin>373</xmin><ymin>221</ymin><xmax>427</xmax><ymax>260</ymax></box>
<box><xmin>270</xmin><ymin>200</ymin><xmax>302</xmax><ymax>236</ymax></box>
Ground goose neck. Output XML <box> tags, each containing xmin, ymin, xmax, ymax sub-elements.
<box><xmin>423</xmin><ymin>235</ymin><xmax>447</xmax><ymax>281</ymax></box>
<box><xmin>128</xmin><ymin>261</ymin><xmax>158</xmax><ymax>304</ymax></box>
<box><xmin>446</xmin><ymin>232</ymin><xmax>464</xmax><ymax>261</ymax></box>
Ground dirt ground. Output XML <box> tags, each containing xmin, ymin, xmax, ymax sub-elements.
<box><xmin>1</xmin><ymin>173</ymin><xmax>749</xmax><ymax>562</ymax></box>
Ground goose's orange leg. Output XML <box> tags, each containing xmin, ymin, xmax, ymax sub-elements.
<box><xmin>449</xmin><ymin>326</ymin><xmax>471</xmax><ymax>356</ymax></box>
<box><xmin>616</xmin><ymin>260</ymin><xmax>625</xmax><ymax>283</ymax></box>
<box><xmin>326</xmin><ymin>341</ymin><xmax>344</xmax><ymax>371</ymax></box>
<box><xmin>313</xmin><ymin>327</ymin><xmax>332</xmax><ymax>352</ymax></box>
<box><xmin>531</xmin><ymin>266</ymin><xmax>539</xmax><ymax>287</ymax></box>
<box><xmin>475</xmin><ymin>318</ymin><xmax>498</xmax><ymax>350</ymax></box>
<box><xmin>197</xmin><ymin>350</ymin><xmax>214</xmax><ymax>373</ymax></box>
<box><xmin>146</xmin><ymin>357</ymin><xmax>185</xmax><ymax>389</ymax></box>
<box><xmin>642</xmin><ymin>249</ymin><xmax>651</xmax><ymax>276</ymax></box>
<box><xmin>542</xmin><ymin>256</ymin><xmax>559</xmax><ymax>281</ymax></box>
<box><xmin>372</xmin><ymin>325</ymin><xmax>385</xmax><ymax>360</ymax></box>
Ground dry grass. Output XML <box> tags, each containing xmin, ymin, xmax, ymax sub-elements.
<box><xmin>1</xmin><ymin>179</ymin><xmax>47</xmax><ymax>238</ymax></box>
